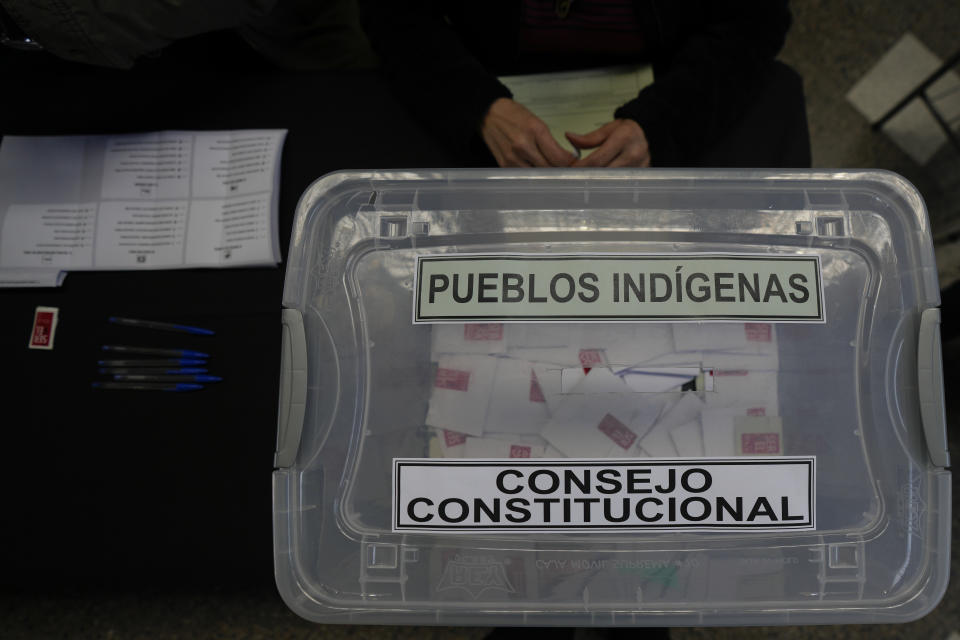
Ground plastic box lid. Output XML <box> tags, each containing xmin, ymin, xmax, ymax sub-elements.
<box><xmin>274</xmin><ymin>170</ymin><xmax>950</xmax><ymax>626</ymax></box>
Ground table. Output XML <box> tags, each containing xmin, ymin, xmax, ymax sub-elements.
<box><xmin>0</xmin><ymin>31</ymin><xmax>454</xmax><ymax>592</ymax></box>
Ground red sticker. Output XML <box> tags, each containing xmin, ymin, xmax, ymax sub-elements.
<box><xmin>741</xmin><ymin>433</ymin><xmax>780</xmax><ymax>454</ymax></box>
<box><xmin>29</xmin><ymin>306</ymin><xmax>58</xmax><ymax>350</ymax></box>
<box><xmin>464</xmin><ymin>323</ymin><xmax>504</xmax><ymax>341</ymax></box>
<box><xmin>509</xmin><ymin>445</ymin><xmax>532</xmax><ymax>458</ymax></box>
<box><xmin>747</xmin><ymin>407</ymin><xmax>766</xmax><ymax>417</ymax></box>
<box><xmin>435</xmin><ymin>368</ymin><xmax>470</xmax><ymax>391</ymax></box>
<box><xmin>745</xmin><ymin>323</ymin><xmax>772</xmax><ymax>342</ymax></box>
<box><xmin>579</xmin><ymin>348</ymin><xmax>605</xmax><ymax>374</ymax></box>
<box><xmin>443</xmin><ymin>429</ymin><xmax>468</xmax><ymax>448</ymax></box>
<box><xmin>529</xmin><ymin>370</ymin><xmax>546</xmax><ymax>403</ymax></box>
<box><xmin>597</xmin><ymin>413</ymin><xmax>637</xmax><ymax>450</ymax></box>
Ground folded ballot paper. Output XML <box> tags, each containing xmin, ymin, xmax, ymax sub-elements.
<box><xmin>0</xmin><ymin>130</ymin><xmax>286</xmax><ymax>287</ymax></box>
<box><xmin>425</xmin><ymin>322</ymin><xmax>781</xmax><ymax>460</ymax></box>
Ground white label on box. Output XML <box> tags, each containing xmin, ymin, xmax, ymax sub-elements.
<box><xmin>413</xmin><ymin>254</ymin><xmax>824</xmax><ymax>323</ymax></box>
<box><xmin>393</xmin><ymin>457</ymin><xmax>815</xmax><ymax>533</ymax></box>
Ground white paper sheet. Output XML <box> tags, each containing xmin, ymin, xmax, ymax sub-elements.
<box><xmin>616</xmin><ymin>366</ymin><xmax>702</xmax><ymax>393</ymax></box>
<box><xmin>635</xmin><ymin>393</ymin><xmax>702</xmax><ymax>457</ymax></box>
<box><xmin>656</xmin><ymin>394</ymin><xmax>706</xmax><ymax>430</ymax></box>
<box><xmin>701</xmin><ymin>406</ymin><xmax>778</xmax><ymax>457</ymax></box>
<box><xmin>485</xmin><ymin>433</ymin><xmax>549</xmax><ymax>446</ymax></box>
<box><xmin>431</xmin><ymin>323</ymin><xmax>507</xmax><ymax>358</ymax></box>
<box><xmin>0</xmin><ymin>130</ymin><xmax>286</xmax><ymax>286</ymax></box>
<box><xmin>425</xmin><ymin>355</ymin><xmax>499</xmax><ymax>437</ymax></box>
<box><xmin>532</xmin><ymin>362</ymin><xmax>577</xmax><ymax>413</ymax></box>
<box><xmin>0</xmin><ymin>203</ymin><xmax>97</xmax><ymax>269</ymax></box>
<box><xmin>671</xmin><ymin>419</ymin><xmax>705</xmax><ymax>457</ymax></box>
<box><xmin>618</xmin><ymin>324</ymin><xmax>677</xmax><ymax>364</ymax></box>
<box><xmin>541</xmin><ymin>394</ymin><xmax>641</xmax><ymax>458</ymax></box>
<box><xmin>636</xmin><ymin>425</ymin><xmax>678</xmax><ymax>457</ymax></box>
<box><xmin>485</xmin><ymin>358</ymin><xmax>551</xmax><ymax>435</ymax></box>
<box><xmin>507</xmin><ymin>327</ymin><xmax>586</xmax><ymax>366</ymax></box>
<box><xmin>706</xmin><ymin>370</ymin><xmax>779</xmax><ymax>415</ymax></box>
<box><xmin>0</xmin><ymin>268</ymin><xmax>67</xmax><ymax>287</ymax></box>
<box><xmin>673</xmin><ymin>323</ymin><xmax>749</xmax><ymax>352</ymax></box>
<box><xmin>463</xmin><ymin>436</ymin><xmax>548</xmax><ymax>459</ymax></box>
<box><xmin>700</xmin><ymin>323</ymin><xmax>779</xmax><ymax>371</ymax></box>
<box><xmin>734</xmin><ymin>416</ymin><xmax>784</xmax><ymax>456</ymax></box>
<box><xmin>561</xmin><ymin>366</ymin><xmax>627</xmax><ymax>394</ymax></box>
<box><xmin>542</xmin><ymin>370</ymin><xmax>662</xmax><ymax>458</ymax></box>
<box><xmin>429</xmin><ymin>428</ymin><xmax>469</xmax><ymax>458</ymax></box>
<box><xmin>499</xmin><ymin>65</ymin><xmax>654</xmax><ymax>157</ymax></box>
<box><xmin>507</xmin><ymin>324</ymin><xmax>582</xmax><ymax>349</ymax></box>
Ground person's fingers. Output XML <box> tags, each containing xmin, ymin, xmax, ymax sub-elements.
<box><xmin>481</xmin><ymin>124</ymin><xmax>506</xmax><ymax>167</ymax></box>
<box><xmin>487</xmin><ymin>138</ymin><xmax>507</xmax><ymax>167</ymax></box>
<box><xmin>512</xmin><ymin>135</ymin><xmax>551</xmax><ymax>167</ymax></box>
<box><xmin>565</xmin><ymin>121</ymin><xmax>618</xmax><ymax>150</ymax></box>
<box><xmin>501</xmin><ymin>149</ymin><xmax>533</xmax><ymax>167</ymax></box>
<box><xmin>503</xmin><ymin>136</ymin><xmax>535</xmax><ymax>167</ymax></box>
<box><xmin>607</xmin><ymin>153</ymin><xmax>631</xmax><ymax>168</ymax></box>
<box><xmin>534</xmin><ymin>126</ymin><xmax>577</xmax><ymax>167</ymax></box>
<box><xmin>487</xmin><ymin>127</ymin><xmax>533</xmax><ymax>167</ymax></box>
<box><xmin>608</xmin><ymin>152</ymin><xmax>639</xmax><ymax>168</ymax></box>
<box><xmin>566</xmin><ymin>121</ymin><xmax>618</xmax><ymax>147</ymax></box>
<box><xmin>573</xmin><ymin>136</ymin><xmax>624</xmax><ymax>167</ymax></box>
<box><xmin>608</xmin><ymin>143</ymin><xmax>651</xmax><ymax>168</ymax></box>
<box><xmin>501</xmin><ymin>145</ymin><xmax>533</xmax><ymax>167</ymax></box>
<box><xmin>565</xmin><ymin>131</ymin><xmax>604</xmax><ymax>150</ymax></box>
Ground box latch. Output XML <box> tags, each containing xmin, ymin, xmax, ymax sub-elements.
<box><xmin>918</xmin><ymin>308</ymin><xmax>950</xmax><ymax>468</ymax></box>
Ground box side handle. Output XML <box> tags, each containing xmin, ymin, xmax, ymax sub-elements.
<box><xmin>918</xmin><ymin>308</ymin><xmax>950</xmax><ymax>468</ymax></box>
<box><xmin>276</xmin><ymin>308</ymin><xmax>308</xmax><ymax>468</ymax></box>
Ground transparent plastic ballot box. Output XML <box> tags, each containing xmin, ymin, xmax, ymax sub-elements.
<box><xmin>274</xmin><ymin>170</ymin><xmax>950</xmax><ymax>626</ymax></box>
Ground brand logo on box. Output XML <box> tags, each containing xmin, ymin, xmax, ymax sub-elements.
<box><xmin>437</xmin><ymin>555</ymin><xmax>516</xmax><ymax>598</ymax></box>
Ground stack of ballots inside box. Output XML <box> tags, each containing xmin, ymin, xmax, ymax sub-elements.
<box><xmin>426</xmin><ymin>321</ymin><xmax>781</xmax><ymax>460</ymax></box>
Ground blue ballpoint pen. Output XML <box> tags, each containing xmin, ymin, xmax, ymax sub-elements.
<box><xmin>97</xmin><ymin>359</ymin><xmax>207</xmax><ymax>367</ymax></box>
<box><xmin>108</xmin><ymin>316</ymin><xmax>215</xmax><ymax>336</ymax></box>
<box><xmin>101</xmin><ymin>345</ymin><xmax>209</xmax><ymax>358</ymax></box>
<box><xmin>98</xmin><ymin>368</ymin><xmax>208</xmax><ymax>375</ymax></box>
<box><xmin>112</xmin><ymin>374</ymin><xmax>222</xmax><ymax>383</ymax></box>
<box><xmin>92</xmin><ymin>382</ymin><xmax>204</xmax><ymax>392</ymax></box>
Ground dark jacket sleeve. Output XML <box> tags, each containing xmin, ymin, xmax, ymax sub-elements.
<box><xmin>2</xmin><ymin>0</ymin><xmax>277</xmax><ymax>68</ymax></box>
<box><xmin>616</xmin><ymin>0</ymin><xmax>791</xmax><ymax>166</ymax></box>
<box><xmin>358</xmin><ymin>0</ymin><xmax>512</xmax><ymax>156</ymax></box>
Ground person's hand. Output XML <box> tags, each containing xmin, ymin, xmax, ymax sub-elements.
<box><xmin>481</xmin><ymin>98</ymin><xmax>578</xmax><ymax>167</ymax></box>
<box><xmin>566</xmin><ymin>119</ymin><xmax>651</xmax><ymax>167</ymax></box>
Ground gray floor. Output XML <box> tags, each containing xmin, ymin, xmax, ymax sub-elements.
<box><xmin>5</xmin><ymin>2</ymin><xmax>960</xmax><ymax>639</ymax></box>
<box><xmin>781</xmin><ymin>0</ymin><xmax>960</xmax><ymax>254</ymax></box>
